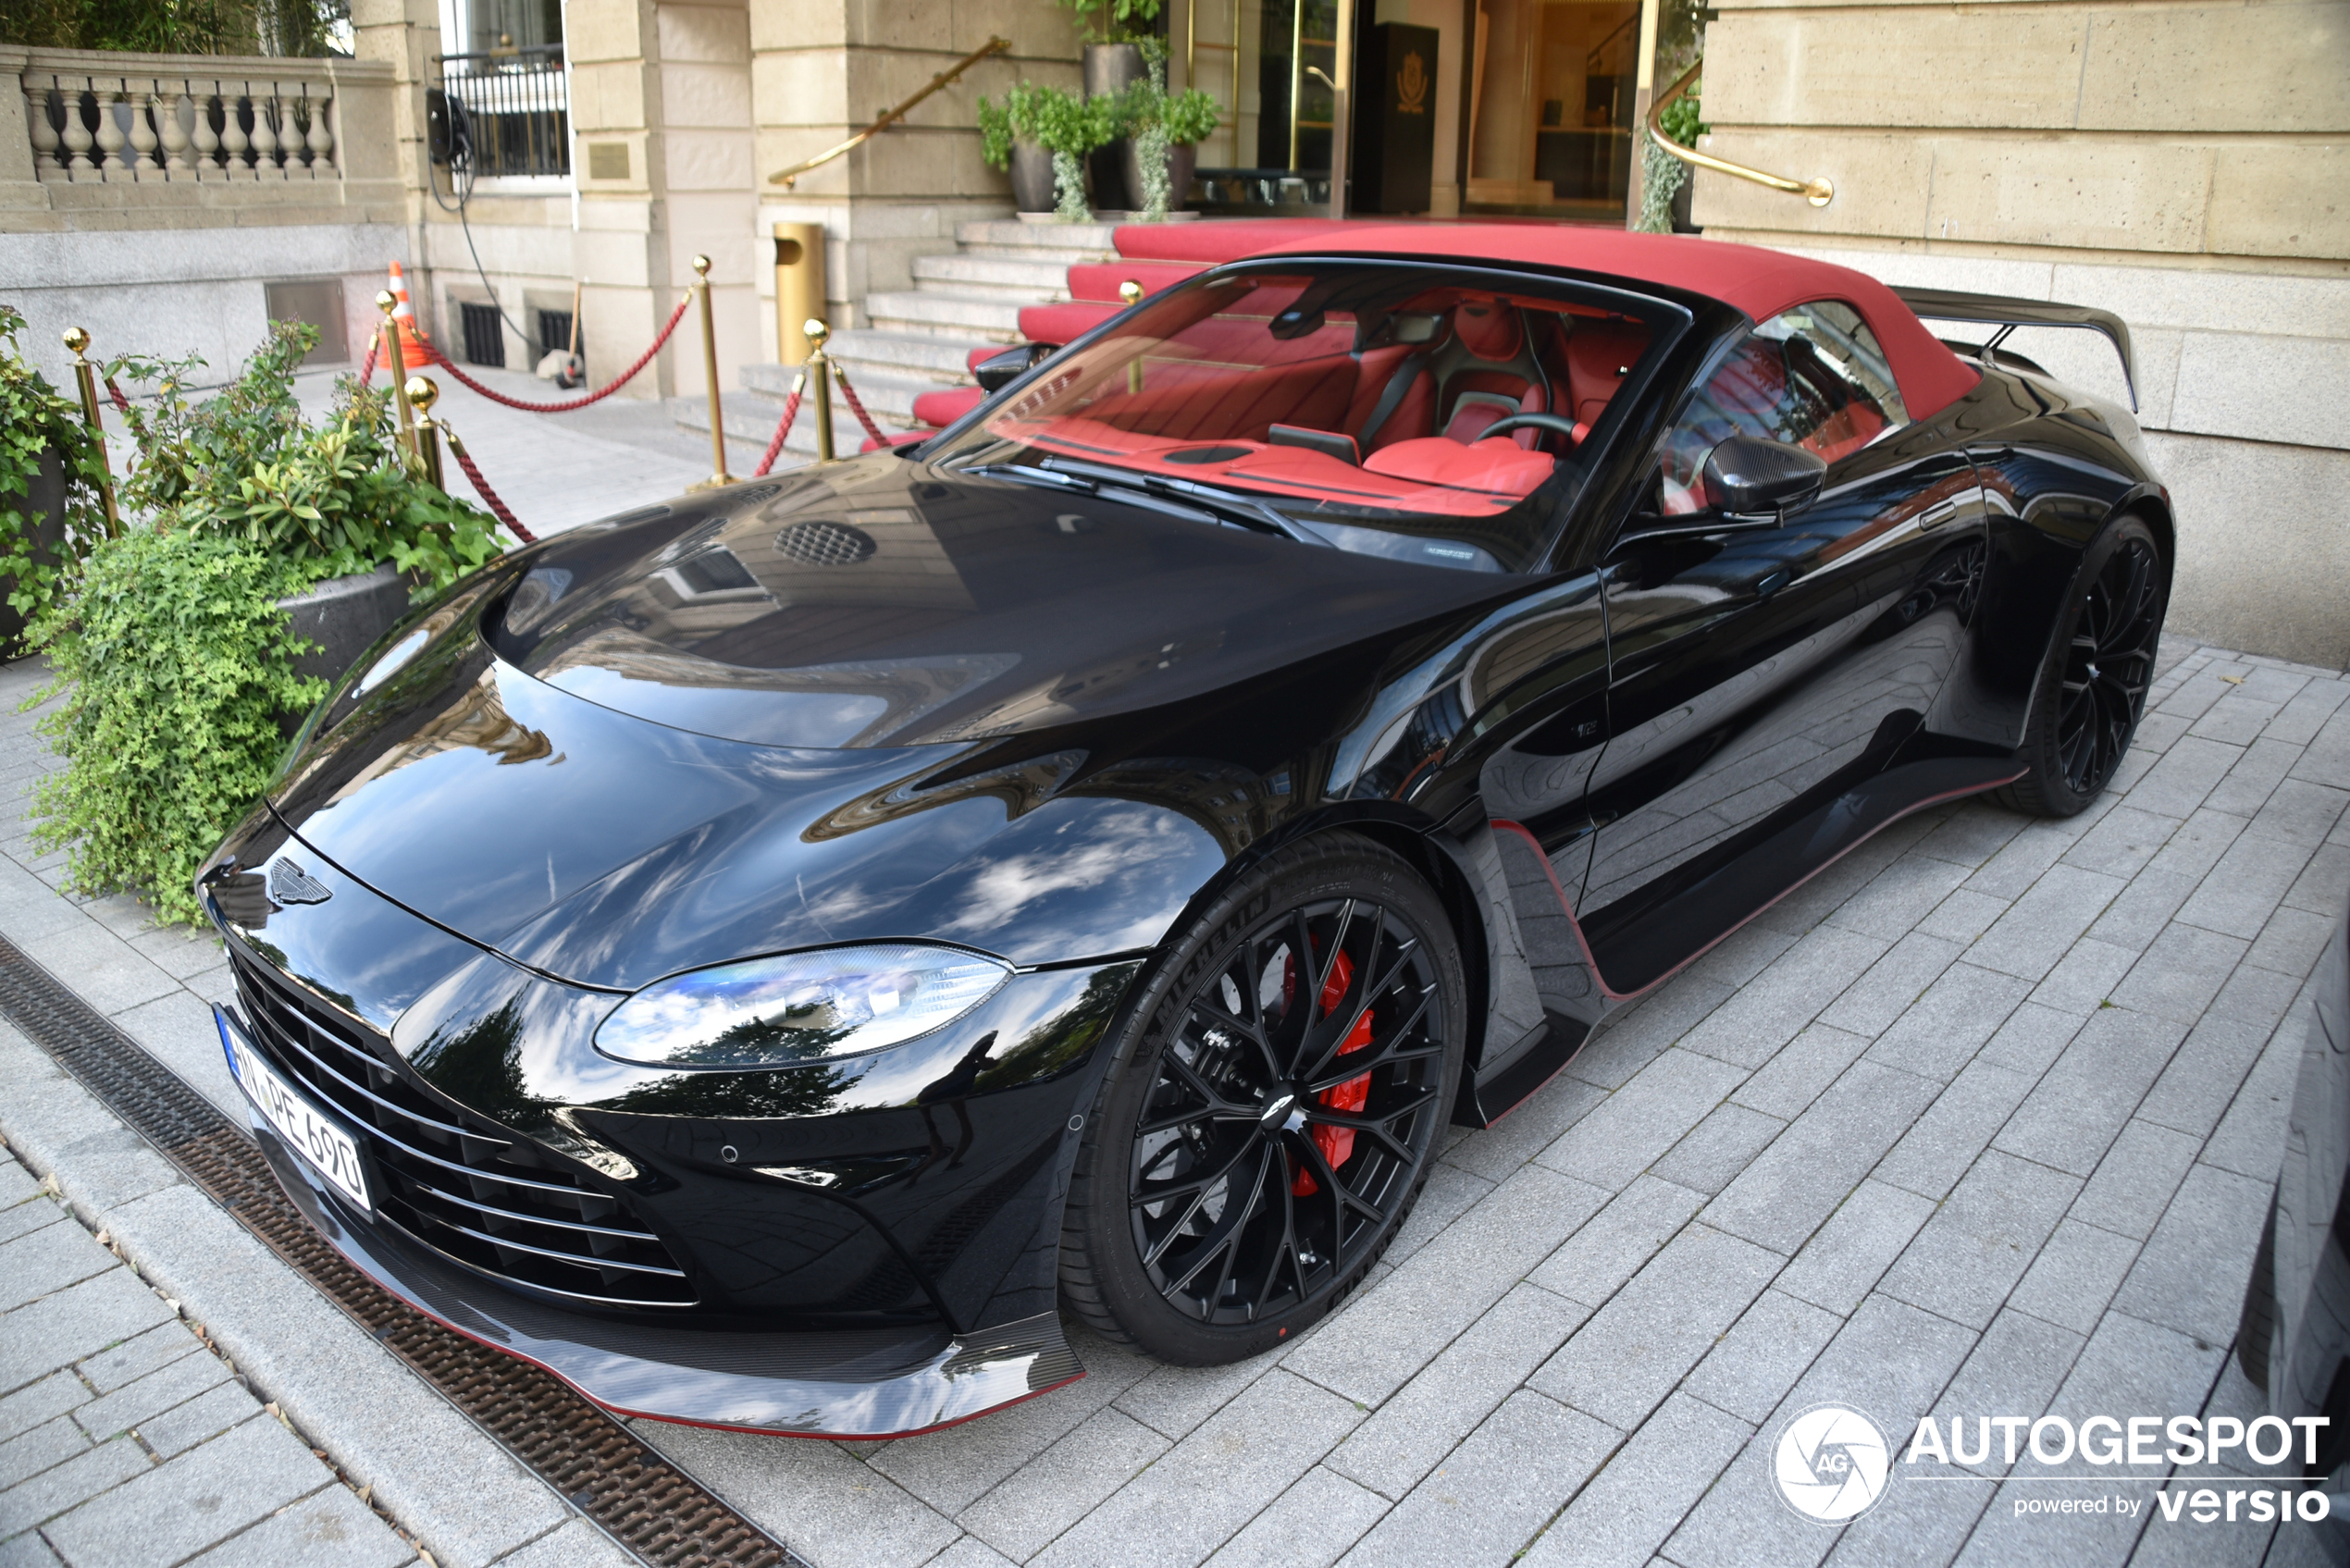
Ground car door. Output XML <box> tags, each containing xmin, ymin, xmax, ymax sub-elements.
<box><xmin>1577</xmin><ymin>302</ymin><xmax>1988</xmax><ymax>995</ymax></box>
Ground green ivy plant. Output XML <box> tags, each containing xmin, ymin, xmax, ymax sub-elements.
<box><xmin>1639</xmin><ymin>88</ymin><xmax>1707</xmax><ymax>233</ymax></box>
<box><xmin>25</xmin><ymin>528</ymin><xmax>326</xmax><ymax>925</ymax></box>
<box><xmin>0</xmin><ymin>305</ymin><xmax>109</xmax><ymax>636</ymax></box>
<box><xmin>1113</xmin><ymin>44</ymin><xmax>1220</xmax><ymax>219</ymax></box>
<box><xmin>1053</xmin><ymin>0</ymin><xmax>1161</xmax><ymax>43</ymax></box>
<box><xmin>109</xmin><ymin>321</ymin><xmax>508</xmax><ymax>596</ymax></box>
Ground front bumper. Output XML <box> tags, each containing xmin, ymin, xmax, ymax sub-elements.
<box><xmin>245</xmin><ymin>1109</ymin><xmax>1081</xmax><ymax>1437</ymax></box>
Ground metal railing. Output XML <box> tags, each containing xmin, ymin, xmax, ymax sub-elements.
<box><xmin>1647</xmin><ymin>60</ymin><xmax>1834</xmax><ymax>208</ymax></box>
<box><xmin>436</xmin><ymin>43</ymin><xmax>567</xmax><ymax>179</ymax></box>
<box><xmin>768</xmin><ymin>35</ymin><xmax>1008</xmax><ymax>190</ymax></box>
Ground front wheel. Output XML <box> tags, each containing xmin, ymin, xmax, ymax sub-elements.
<box><xmin>1998</xmin><ymin>514</ymin><xmax>2169</xmax><ymax>818</ymax></box>
<box><xmin>1059</xmin><ymin>832</ymin><xmax>1466</xmax><ymax>1364</ymax></box>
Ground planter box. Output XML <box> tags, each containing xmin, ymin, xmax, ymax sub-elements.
<box><xmin>276</xmin><ymin>562</ymin><xmax>409</xmax><ymax>690</ymax></box>
<box><xmin>0</xmin><ymin>445</ymin><xmax>71</xmax><ymax>660</ymax></box>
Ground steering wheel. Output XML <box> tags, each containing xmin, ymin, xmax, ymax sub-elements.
<box><xmin>1478</xmin><ymin>412</ymin><xmax>1583</xmax><ymax>450</ymax></box>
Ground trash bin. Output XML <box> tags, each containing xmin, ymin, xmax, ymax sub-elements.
<box><xmin>773</xmin><ymin>222</ymin><xmax>827</xmax><ymax>364</ymax></box>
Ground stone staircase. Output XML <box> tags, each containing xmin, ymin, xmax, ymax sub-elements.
<box><xmin>673</xmin><ymin>219</ymin><xmax>1123</xmax><ymax>463</ymax></box>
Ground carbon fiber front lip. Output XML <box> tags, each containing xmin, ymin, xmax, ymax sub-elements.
<box><xmin>247</xmin><ymin>1116</ymin><xmax>1085</xmax><ymax>1438</ymax></box>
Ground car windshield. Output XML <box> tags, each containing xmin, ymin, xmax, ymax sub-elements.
<box><xmin>928</xmin><ymin>261</ymin><xmax>1673</xmax><ymax>574</ymax></box>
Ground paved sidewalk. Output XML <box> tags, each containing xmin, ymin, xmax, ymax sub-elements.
<box><xmin>0</xmin><ymin>1138</ymin><xmax>416</xmax><ymax>1568</ymax></box>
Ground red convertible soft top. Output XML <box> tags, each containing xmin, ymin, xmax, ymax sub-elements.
<box><xmin>1117</xmin><ymin>220</ymin><xmax>1981</xmax><ymax>424</ymax></box>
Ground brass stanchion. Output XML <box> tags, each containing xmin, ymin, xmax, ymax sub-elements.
<box><xmin>1119</xmin><ymin>280</ymin><xmax>1146</xmax><ymax>397</ymax></box>
<box><xmin>60</xmin><ymin>328</ymin><xmax>121</xmax><ymax>537</ymax></box>
<box><xmin>806</xmin><ymin>318</ymin><xmax>835</xmax><ymax>463</ymax></box>
<box><xmin>404</xmin><ymin>377</ymin><xmax>444</xmax><ymax>488</ymax></box>
<box><xmin>693</xmin><ymin>255</ymin><xmax>733</xmax><ymax>488</ymax></box>
<box><xmin>377</xmin><ymin>291</ymin><xmax>418</xmax><ymax>464</ymax></box>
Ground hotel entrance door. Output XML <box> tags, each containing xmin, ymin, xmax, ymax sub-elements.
<box><xmin>1465</xmin><ymin>0</ymin><xmax>1639</xmax><ymax>219</ymax></box>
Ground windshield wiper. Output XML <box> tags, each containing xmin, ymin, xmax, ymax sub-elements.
<box><xmin>1039</xmin><ymin>458</ymin><xmax>1330</xmax><ymax>548</ymax></box>
<box><xmin>966</xmin><ymin>461</ymin><xmax>1095</xmax><ymax>495</ymax></box>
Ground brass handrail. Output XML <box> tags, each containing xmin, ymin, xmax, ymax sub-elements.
<box><xmin>1647</xmin><ymin>61</ymin><xmax>1834</xmax><ymax>209</ymax></box>
<box><xmin>769</xmin><ymin>36</ymin><xmax>1011</xmax><ymax>189</ymax></box>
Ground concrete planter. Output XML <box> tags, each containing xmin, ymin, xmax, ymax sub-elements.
<box><xmin>1</xmin><ymin>446</ymin><xmax>71</xmax><ymax>659</ymax></box>
<box><xmin>1121</xmin><ymin>141</ymin><xmax>1199</xmax><ymax>216</ymax></box>
<box><xmin>275</xmin><ymin>562</ymin><xmax>409</xmax><ymax>692</ymax></box>
<box><xmin>1010</xmin><ymin>139</ymin><xmax>1057</xmax><ymax>215</ymax></box>
<box><xmin>1083</xmin><ymin>43</ymin><xmax>1146</xmax><ymax>211</ymax></box>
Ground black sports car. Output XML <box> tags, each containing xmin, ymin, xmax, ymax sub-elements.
<box><xmin>201</xmin><ymin>227</ymin><xmax>2172</xmax><ymax>1438</ymax></box>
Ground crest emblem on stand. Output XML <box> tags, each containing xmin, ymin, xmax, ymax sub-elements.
<box><xmin>1397</xmin><ymin>52</ymin><xmax>1429</xmax><ymax>114</ymax></box>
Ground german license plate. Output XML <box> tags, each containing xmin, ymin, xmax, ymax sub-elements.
<box><xmin>216</xmin><ymin>1006</ymin><xmax>370</xmax><ymax>1213</ymax></box>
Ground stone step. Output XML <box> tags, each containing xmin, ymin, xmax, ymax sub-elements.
<box><xmin>952</xmin><ymin>217</ymin><xmax>1122</xmax><ymax>260</ymax></box>
<box><xmin>909</xmin><ymin>252</ymin><xmax>1074</xmax><ymax>300</ymax></box>
<box><xmin>861</xmin><ymin>290</ymin><xmax>1027</xmax><ymax>341</ymax></box>
<box><xmin>815</xmin><ymin>328</ymin><xmax>983</xmax><ymax>384</ymax></box>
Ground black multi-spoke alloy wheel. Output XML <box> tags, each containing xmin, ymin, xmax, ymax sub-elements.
<box><xmin>1061</xmin><ymin>833</ymin><xmax>1466</xmax><ymax>1364</ymax></box>
<box><xmin>1998</xmin><ymin>514</ymin><xmax>2169</xmax><ymax>818</ymax></box>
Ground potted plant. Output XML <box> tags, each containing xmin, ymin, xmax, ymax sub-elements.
<box><xmin>1640</xmin><ymin>87</ymin><xmax>1708</xmax><ymax>235</ymax></box>
<box><xmin>0</xmin><ymin>305</ymin><xmax>107</xmax><ymax>658</ymax></box>
<box><xmin>1058</xmin><ymin>0</ymin><xmax>1163</xmax><ymax>211</ymax></box>
<box><xmin>982</xmin><ymin>82</ymin><xmax>1116</xmax><ymax>222</ymax></box>
<box><xmin>24</xmin><ymin>321</ymin><xmax>514</xmax><ymax>925</ymax></box>
<box><xmin>979</xmin><ymin>82</ymin><xmax>1060</xmax><ymax>216</ymax></box>
<box><xmin>1119</xmin><ymin>51</ymin><xmax>1220</xmax><ymax>220</ymax></box>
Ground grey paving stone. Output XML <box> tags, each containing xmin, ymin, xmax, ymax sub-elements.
<box><xmin>920</xmin><ymin>1537</ymin><xmax>1020</xmax><ymax>1568</ymax></box>
<box><xmin>180</xmin><ymin>1483</ymin><xmax>416</xmax><ymax>1568</ymax></box>
<box><xmin>1441</xmin><ymin>1070</ymin><xmax>1605</xmax><ymax>1185</ymax></box>
<box><xmin>1032</xmin><ymin>1371</ymin><xmax>1361</xmax><ymax>1568</ymax></box>
<box><xmin>959</xmin><ymin>1405</ymin><xmax>1169</xmax><ymax>1562</ymax></box>
<box><xmin>0</xmin><ymin>1377</ymin><xmax>85</xmax><ymax>1447</ymax></box>
<box><xmin>2282</xmin><ymin>842</ymin><xmax>2350</xmax><ymax>917</ymax></box>
<box><xmin>1336</xmin><ymin>1390</ymin><xmax>1617</xmax><ymax>1568</ymax></box>
<box><xmin>2006</xmin><ymin>1218</ymin><xmax>2143</xmax><ymax>1335</ymax></box>
<box><xmin>2192</xmin><ymin>694</ymin><xmax>2287</xmax><ymax>748</ymax></box>
<box><xmin>0</xmin><ymin>1438</ymin><xmax>147</xmax><ymax>1540</ymax></box>
<box><xmin>1680</xmin><ymin>922</ymin><xmax>1803</xmax><ymax>993</ymax></box>
<box><xmin>1379</xmin><ymin>1157</ymin><xmax>1496</xmax><ymax>1266</ymax></box>
<box><xmin>1732</xmin><ymin>1022</ymin><xmax>1874</xmax><ymax>1122</ymax></box>
<box><xmin>1327</xmin><ymin>1283</ymin><xmax>1587</xmax><ymax>1500</ymax></box>
<box><xmin>1664</xmin><ymin>1295</ymin><xmax>1977</xmax><ymax>1568</ymax></box>
<box><xmin>2137</xmin><ymin>1014</ymin><xmax>2287</xmax><ymax>1142</ymax></box>
<box><xmin>1992</xmin><ymin>1006</ymin><xmax>2187</xmax><ymax>1177</ymax></box>
<box><xmin>1816</xmin><ymin>932</ymin><xmax>1964</xmax><ymax>1038</ymax></box>
<box><xmin>0</xmin><ymin>1197</ymin><xmax>59</xmax><ymax>1250</ymax></box>
<box><xmin>1874</xmin><ymin>1061</ymin><xmax>2039</xmax><ymax>1203</ymax></box>
<box><xmin>870</xmin><ymin>1334</ymin><xmax>1154</xmax><ymax>1515</ymax></box>
<box><xmin>0</xmin><ymin>1527</ymin><xmax>62</xmax><ymax>1566</ymax></box>
<box><xmin>1681</xmin><ymin>1289</ymin><xmax>1842</xmax><ymax>1427</ymax></box>
<box><xmin>2203</xmin><ymin>1009</ymin><xmax>2316</xmax><ymax>1181</ymax></box>
<box><xmin>1865</xmin><ymin>963</ymin><xmax>2033</xmax><ymax>1081</ymax></box>
<box><xmin>2109</xmin><ymin>1163</ymin><xmax>2276</xmax><ymax>1343</ymax></box>
<box><xmin>2246</xmin><ymin>905</ymin><xmax>2340</xmax><ymax>979</ymax></box>
<box><xmin>1532</xmin><ymin>1225</ymin><xmax>1780</xmax><ymax>1431</ymax></box>
<box><xmin>1765</xmin><ymin>813</ymin><xmax>1947</xmax><ymax>935</ymax></box>
<box><xmin>0</xmin><ymin>1224</ymin><xmax>111</xmax><ymax>1316</ymax></box>
<box><xmin>1678</xmin><ymin>925</ymin><xmax>1889</xmax><ymax>1069</ymax></box>
<box><xmin>2087</xmin><ymin>868</ymin><xmax>2204</xmax><ymax>954</ymax></box>
<box><xmin>1973</xmin><ymin>1002</ymin><xmax>2086</xmax><ymax>1078</ymax></box>
<box><xmin>129</xmin><ymin>1382</ymin><xmax>256</xmax><ymax>1459</ymax></box>
<box><xmin>2028</xmin><ymin>938</ymin><xmax>2141</xmax><ymax>1016</ymax></box>
<box><xmin>1933</xmin><ymin>1308</ymin><xmax>2087</xmax><ymax>1475</ymax></box>
<box><xmin>1538</xmin><ymin>1049</ymin><xmax>1748</xmax><ymax>1191</ymax></box>
<box><xmin>2061</xmin><ymin>807</ymin><xmax>2189</xmax><ymax>882</ymax></box>
<box><xmin>2156</xmin><ymin>664</ymin><xmax>2238</xmax><ymax>723</ymax></box>
<box><xmin>2071</xmin><ymin>1120</ymin><xmax>2205</xmax><ymax>1241</ymax></box>
<box><xmin>1288</xmin><ymin>1165</ymin><xmax>1611</xmax><ymax>1406</ymax></box>
<box><xmin>71</xmin><ymin>1325</ymin><xmax>199</xmax><ymax>1398</ymax></box>
<box><xmin>41</xmin><ymin>1415</ymin><xmax>325</xmax><ymax>1568</ymax></box>
<box><xmin>2124</xmin><ymin>735</ymin><xmax>2246</xmax><ymax>820</ymax></box>
<box><xmin>8</xmin><ymin>924</ymin><xmax>179</xmax><ymax>1021</ymax></box>
<box><xmin>1965</xmin><ymin>867</ymin><xmax>2130</xmax><ymax>983</ymax></box>
<box><xmin>1815</xmin><ymin>1466</ymin><xmax>1988</xmax><ymax>1568</ymax></box>
<box><xmin>1703</xmin><ymin>1063</ymin><xmax>1941</xmax><ymax>1256</ymax></box>
<box><xmin>0</xmin><ymin>1271</ymin><xmax>174</xmax><ymax>1399</ymax></box>
<box><xmin>1650</xmin><ymin>1103</ymin><xmax>1786</xmax><ymax>1195</ymax></box>
<box><xmin>1879</xmin><ymin>1150</ymin><xmax>2081</xmax><ymax>1330</ymax></box>
<box><xmin>1519</xmin><ymin>1391</ymin><xmax>1754</xmax><ymax>1568</ymax></box>
<box><xmin>2178</xmin><ymin>833</ymin><xmax>2322</xmax><ymax>942</ymax></box>
<box><xmin>1916</xmin><ymin>887</ymin><xmax>2012</xmax><ymax>948</ymax></box>
<box><xmin>1568</xmin><ymin>981</ymin><xmax>1734</xmax><ymax>1092</ymax></box>
<box><xmin>1202</xmin><ymin>1465</ymin><xmax>1389</xmax><ymax>1568</ymax></box>
<box><xmin>1111</xmin><ymin>1350</ymin><xmax>1282</xmax><ymax>1444</ymax></box>
<box><xmin>1968</xmin><ymin>813</ymin><xmax>2108</xmax><ymax>903</ymax></box>
<box><xmin>1914</xmin><ymin>807</ymin><xmax>2028</xmax><ymax>871</ymax></box>
<box><xmin>2252</xmin><ymin>779</ymin><xmax>2350</xmax><ymax>849</ymax></box>
<box><xmin>1526</xmin><ymin>1177</ymin><xmax>1707</xmax><ymax>1310</ymax></box>
<box><xmin>0</xmin><ymin>1416</ymin><xmax>87</xmax><ymax>1493</ymax></box>
<box><xmin>2208</xmin><ymin>737</ymin><xmax>2307</xmax><ymax>824</ymax></box>
<box><xmin>471</xmin><ymin>1517</ymin><xmax>632</xmax><ymax>1568</ymax></box>
<box><xmin>1774</xmin><ymin>1181</ymin><xmax>1938</xmax><ymax>1317</ymax></box>
<box><xmin>69</xmin><ymin>1347</ymin><xmax>230</xmax><ymax>1445</ymax></box>
<box><xmin>647</xmin><ymin>1423</ymin><xmax>956</xmax><ymax>1568</ymax></box>
<box><xmin>1822</xmin><ymin>853</ymin><xmax>1973</xmax><ymax>942</ymax></box>
<box><xmin>2262</xmin><ymin>675</ymin><xmax>2350</xmax><ymax>745</ymax></box>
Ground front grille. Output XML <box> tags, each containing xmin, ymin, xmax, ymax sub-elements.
<box><xmin>227</xmin><ymin>949</ymin><xmax>697</xmax><ymax>1309</ymax></box>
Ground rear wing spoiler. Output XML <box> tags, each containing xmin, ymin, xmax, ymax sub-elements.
<box><xmin>1890</xmin><ymin>286</ymin><xmax>2138</xmax><ymax>412</ymax></box>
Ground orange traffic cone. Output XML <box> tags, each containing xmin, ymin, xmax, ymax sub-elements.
<box><xmin>382</xmin><ymin>261</ymin><xmax>428</xmax><ymax>367</ymax></box>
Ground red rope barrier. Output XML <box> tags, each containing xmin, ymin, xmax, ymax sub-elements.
<box><xmin>357</xmin><ymin>334</ymin><xmax>381</xmax><ymax>387</ymax></box>
<box><xmin>831</xmin><ymin>361</ymin><xmax>888</xmax><ymax>446</ymax></box>
<box><xmin>104</xmin><ymin>377</ymin><xmax>130</xmax><ymax>415</ymax></box>
<box><xmin>441</xmin><ymin>427</ymin><xmax>537</xmax><ymax>546</ymax></box>
<box><xmin>752</xmin><ymin>377</ymin><xmax>806</xmax><ymax>477</ymax></box>
<box><xmin>414</xmin><ymin>296</ymin><xmax>692</xmax><ymax>414</ymax></box>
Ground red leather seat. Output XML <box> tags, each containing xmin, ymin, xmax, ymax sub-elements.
<box><xmin>1566</xmin><ymin>320</ymin><xmax>1649</xmax><ymax>426</ymax></box>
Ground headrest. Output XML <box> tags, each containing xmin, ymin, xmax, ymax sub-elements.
<box><xmin>1566</xmin><ymin>320</ymin><xmax>1648</xmax><ymax>383</ymax></box>
<box><xmin>1454</xmin><ymin>302</ymin><xmax>1523</xmax><ymax>362</ymax></box>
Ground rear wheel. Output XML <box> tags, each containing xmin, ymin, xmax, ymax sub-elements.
<box><xmin>1059</xmin><ymin>833</ymin><xmax>1466</xmax><ymax>1364</ymax></box>
<box><xmin>1998</xmin><ymin>514</ymin><xmax>2168</xmax><ymax>818</ymax></box>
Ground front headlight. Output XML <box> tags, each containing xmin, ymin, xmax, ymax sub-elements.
<box><xmin>593</xmin><ymin>944</ymin><xmax>1013</xmax><ymax>1069</ymax></box>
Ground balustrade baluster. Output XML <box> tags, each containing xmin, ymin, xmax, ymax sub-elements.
<box><xmin>25</xmin><ymin>84</ymin><xmax>61</xmax><ymax>175</ymax></box>
<box><xmin>92</xmin><ymin>89</ymin><xmax>127</xmax><ymax>178</ymax></box>
<box><xmin>127</xmin><ymin>87</ymin><xmax>161</xmax><ymax>179</ymax></box>
<box><xmin>59</xmin><ymin>87</ymin><xmax>94</xmax><ymax>175</ymax></box>
<box><xmin>219</xmin><ymin>87</ymin><xmax>250</xmax><ymax>177</ymax></box>
<box><xmin>249</xmin><ymin>85</ymin><xmax>282</xmax><ymax>178</ymax></box>
<box><xmin>304</xmin><ymin>87</ymin><xmax>334</xmax><ymax>174</ymax></box>
<box><xmin>157</xmin><ymin>84</ymin><xmax>192</xmax><ymax>174</ymax></box>
<box><xmin>190</xmin><ymin>86</ymin><xmax>220</xmax><ymax>176</ymax></box>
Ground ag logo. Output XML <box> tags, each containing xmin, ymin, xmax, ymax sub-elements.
<box><xmin>266</xmin><ymin>858</ymin><xmax>331</xmax><ymax>907</ymax></box>
<box><xmin>1772</xmin><ymin>1404</ymin><xmax>1889</xmax><ymax>1523</ymax></box>
<box><xmin>1396</xmin><ymin>51</ymin><xmax>1428</xmax><ymax>115</ymax></box>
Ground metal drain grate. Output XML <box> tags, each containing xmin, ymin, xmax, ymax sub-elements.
<box><xmin>0</xmin><ymin>935</ymin><xmax>803</xmax><ymax>1568</ymax></box>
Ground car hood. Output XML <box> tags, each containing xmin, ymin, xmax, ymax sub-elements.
<box><xmin>267</xmin><ymin>459</ymin><xmax>1517</xmax><ymax>991</ymax></box>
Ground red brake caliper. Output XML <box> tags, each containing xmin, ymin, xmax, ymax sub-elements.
<box><xmin>1291</xmin><ymin>950</ymin><xmax>1374</xmax><ymax>1197</ymax></box>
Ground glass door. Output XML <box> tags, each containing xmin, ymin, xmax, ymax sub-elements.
<box><xmin>1465</xmin><ymin>0</ymin><xmax>1639</xmax><ymax>220</ymax></box>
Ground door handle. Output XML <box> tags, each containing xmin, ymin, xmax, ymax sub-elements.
<box><xmin>1917</xmin><ymin>500</ymin><xmax>1960</xmax><ymax>530</ymax></box>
